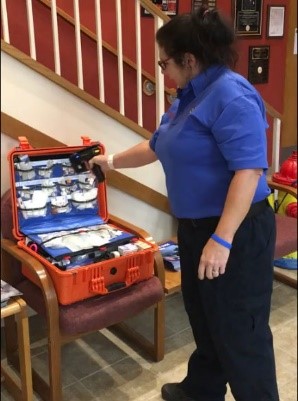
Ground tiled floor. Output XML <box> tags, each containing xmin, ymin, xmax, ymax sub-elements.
<box><xmin>1</xmin><ymin>280</ymin><xmax>297</xmax><ymax>401</ymax></box>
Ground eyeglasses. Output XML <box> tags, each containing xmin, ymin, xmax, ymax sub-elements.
<box><xmin>158</xmin><ymin>57</ymin><xmax>172</xmax><ymax>71</ymax></box>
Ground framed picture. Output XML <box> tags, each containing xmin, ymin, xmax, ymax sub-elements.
<box><xmin>233</xmin><ymin>0</ymin><xmax>263</xmax><ymax>37</ymax></box>
<box><xmin>192</xmin><ymin>0</ymin><xmax>216</xmax><ymax>12</ymax></box>
<box><xmin>142</xmin><ymin>0</ymin><xmax>178</xmax><ymax>17</ymax></box>
<box><xmin>248</xmin><ymin>46</ymin><xmax>270</xmax><ymax>84</ymax></box>
<box><xmin>266</xmin><ymin>5</ymin><xmax>285</xmax><ymax>38</ymax></box>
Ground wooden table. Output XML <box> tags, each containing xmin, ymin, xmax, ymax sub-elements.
<box><xmin>1</xmin><ymin>297</ymin><xmax>33</xmax><ymax>401</ymax></box>
<box><xmin>159</xmin><ymin>237</ymin><xmax>182</xmax><ymax>294</ymax></box>
<box><xmin>164</xmin><ymin>269</ymin><xmax>181</xmax><ymax>294</ymax></box>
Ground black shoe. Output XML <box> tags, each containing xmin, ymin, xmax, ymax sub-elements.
<box><xmin>161</xmin><ymin>383</ymin><xmax>196</xmax><ymax>401</ymax></box>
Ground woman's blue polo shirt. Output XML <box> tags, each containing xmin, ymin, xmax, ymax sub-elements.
<box><xmin>149</xmin><ymin>65</ymin><xmax>271</xmax><ymax>219</ymax></box>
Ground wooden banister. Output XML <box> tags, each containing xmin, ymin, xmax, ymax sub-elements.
<box><xmin>263</xmin><ymin>101</ymin><xmax>282</xmax><ymax>120</ymax></box>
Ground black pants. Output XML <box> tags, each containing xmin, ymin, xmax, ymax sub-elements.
<box><xmin>177</xmin><ymin>203</ymin><xmax>279</xmax><ymax>401</ymax></box>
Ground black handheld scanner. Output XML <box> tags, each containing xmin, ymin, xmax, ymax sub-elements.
<box><xmin>69</xmin><ymin>144</ymin><xmax>105</xmax><ymax>182</ymax></box>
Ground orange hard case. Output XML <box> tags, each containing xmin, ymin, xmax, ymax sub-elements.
<box><xmin>8</xmin><ymin>136</ymin><xmax>157</xmax><ymax>305</ymax></box>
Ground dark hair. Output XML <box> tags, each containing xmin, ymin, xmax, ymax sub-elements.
<box><xmin>156</xmin><ymin>6</ymin><xmax>238</xmax><ymax>70</ymax></box>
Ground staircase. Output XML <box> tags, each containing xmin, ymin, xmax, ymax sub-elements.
<box><xmin>1</xmin><ymin>0</ymin><xmax>175</xmax><ymax>132</ymax></box>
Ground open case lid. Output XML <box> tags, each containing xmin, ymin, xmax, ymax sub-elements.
<box><xmin>8</xmin><ymin>136</ymin><xmax>108</xmax><ymax>241</ymax></box>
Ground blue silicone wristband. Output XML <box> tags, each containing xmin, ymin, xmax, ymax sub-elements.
<box><xmin>211</xmin><ymin>234</ymin><xmax>232</xmax><ymax>250</ymax></box>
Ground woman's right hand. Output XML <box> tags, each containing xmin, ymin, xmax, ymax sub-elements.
<box><xmin>87</xmin><ymin>140</ymin><xmax>156</xmax><ymax>173</ymax></box>
<box><xmin>88</xmin><ymin>154</ymin><xmax>111</xmax><ymax>173</ymax></box>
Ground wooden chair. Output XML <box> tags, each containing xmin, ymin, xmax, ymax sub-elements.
<box><xmin>1</xmin><ymin>190</ymin><xmax>165</xmax><ymax>401</ymax></box>
<box><xmin>267</xmin><ymin>177</ymin><xmax>297</xmax><ymax>288</ymax></box>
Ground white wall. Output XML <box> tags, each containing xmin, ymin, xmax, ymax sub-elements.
<box><xmin>1</xmin><ymin>51</ymin><xmax>177</xmax><ymax>241</ymax></box>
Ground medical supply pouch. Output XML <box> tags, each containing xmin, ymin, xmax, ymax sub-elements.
<box><xmin>8</xmin><ymin>136</ymin><xmax>157</xmax><ymax>305</ymax></box>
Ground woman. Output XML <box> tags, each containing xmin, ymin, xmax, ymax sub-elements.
<box><xmin>89</xmin><ymin>6</ymin><xmax>279</xmax><ymax>401</ymax></box>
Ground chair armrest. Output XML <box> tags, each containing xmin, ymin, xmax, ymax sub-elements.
<box><xmin>108</xmin><ymin>213</ymin><xmax>155</xmax><ymax>242</ymax></box>
<box><xmin>1</xmin><ymin>239</ymin><xmax>59</xmax><ymax>317</ymax></box>
<box><xmin>108</xmin><ymin>215</ymin><xmax>165</xmax><ymax>287</ymax></box>
<box><xmin>153</xmin><ymin>250</ymin><xmax>165</xmax><ymax>287</ymax></box>
<box><xmin>267</xmin><ymin>177</ymin><xmax>297</xmax><ymax>199</ymax></box>
<box><xmin>109</xmin><ymin>215</ymin><xmax>165</xmax><ymax>288</ymax></box>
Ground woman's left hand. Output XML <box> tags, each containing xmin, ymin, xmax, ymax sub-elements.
<box><xmin>198</xmin><ymin>239</ymin><xmax>230</xmax><ymax>280</ymax></box>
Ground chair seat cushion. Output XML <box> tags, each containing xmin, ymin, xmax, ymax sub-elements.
<box><xmin>17</xmin><ymin>276</ymin><xmax>164</xmax><ymax>335</ymax></box>
<box><xmin>275</xmin><ymin>214</ymin><xmax>297</xmax><ymax>259</ymax></box>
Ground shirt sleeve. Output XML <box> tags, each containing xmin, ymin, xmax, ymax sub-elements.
<box><xmin>149</xmin><ymin>130</ymin><xmax>159</xmax><ymax>151</ymax></box>
<box><xmin>211</xmin><ymin>96</ymin><xmax>269</xmax><ymax>171</ymax></box>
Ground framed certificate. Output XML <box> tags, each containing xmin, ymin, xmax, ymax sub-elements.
<box><xmin>266</xmin><ymin>5</ymin><xmax>285</xmax><ymax>38</ymax></box>
<box><xmin>142</xmin><ymin>0</ymin><xmax>178</xmax><ymax>17</ymax></box>
<box><xmin>233</xmin><ymin>0</ymin><xmax>263</xmax><ymax>36</ymax></box>
<box><xmin>192</xmin><ymin>0</ymin><xmax>216</xmax><ymax>12</ymax></box>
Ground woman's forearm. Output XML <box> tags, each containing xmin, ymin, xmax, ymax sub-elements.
<box><xmin>214</xmin><ymin>169</ymin><xmax>263</xmax><ymax>243</ymax></box>
<box><xmin>89</xmin><ymin>140</ymin><xmax>157</xmax><ymax>172</ymax></box>
<box><xmin>113</xmin><ymin>140</ymin><xmax>157</xmax><ymax>168</ymax></box>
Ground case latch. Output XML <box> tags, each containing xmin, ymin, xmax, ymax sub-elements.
<box><xmin>81</xmin><ymin>136</ymin><xmax>91</xmax><ymax>146</ymax></box>
<box><xmin>90</xmin><ymin>276</ymin><xmax>108</xmax><ymax>295</ymax></box>
<box><xmin>125</xmin><ymin>266</ymin><xmax>141</xmax><ymax>285</ymax></box>
<box><xmin>18</xmin><ymin>136</ymin><xmax>32</xmax><ymax>150</ymax></box>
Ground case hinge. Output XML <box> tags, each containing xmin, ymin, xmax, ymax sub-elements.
<box><xmin>18</xmin><ymin>136</ymin><xmax>32</xmax><ymax>150</ymax></box>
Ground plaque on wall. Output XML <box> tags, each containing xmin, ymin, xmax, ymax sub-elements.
<box><xmin>233</xmin><ymin>0</ymin><xmax>263</xmax><ymax>36</ymax></box>
<box><xmin>142</xmin><ymin>0</ymin><xmax>179</xmax><ymax>17</ymax></box>
<box><xmin>248</xmin><ymin>46</ymin><xmax>270</xmax><ymax>84</ymax></box>
<box><xmin>192</xmin><ymin>0</ymin><xmax>216</xmax><ymax>12</ymax></box>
